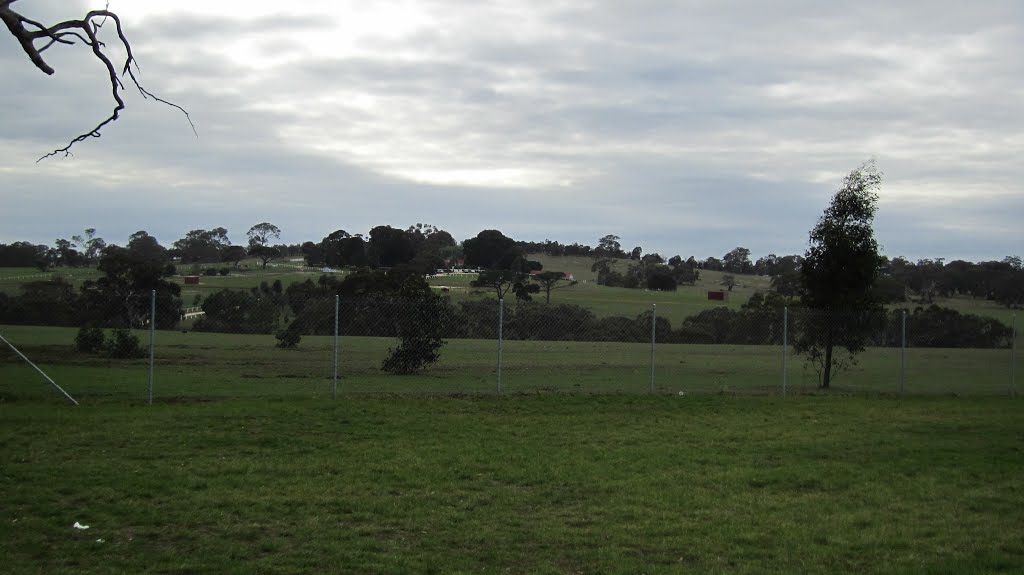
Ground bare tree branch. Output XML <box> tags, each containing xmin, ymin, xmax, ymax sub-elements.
<box><xmin>1</xmin><ymin>0</ymin><xmax>196</xmax><ymax>161</ymax></box>
<box><xmin>37</xmin><ymin>31</ymin><xmax>89</xmax><ymax>53</ymax></box>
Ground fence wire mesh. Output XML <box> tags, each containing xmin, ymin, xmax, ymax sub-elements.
<box><xmin>786</xmin><ymin>307</ymin><xmax>902</xmax><ymax>394</ymax></box>
<box><xmin>1</xmin><ymin>290</ymin><xmax>1018</xmax><ymax>402</ymax></box>
<box><xmin>657</xmin><ymin>305</ymin><xmax>785</xmax><ymax>394</ymax></box>
<box><xmin>499</xmin><ymin>301</ymin><xmax>655</xmax><ymax>393</ymax></box>
<box><xmin>903</xmin><ymin>306</ymin><xmax>1015</xmax><ymax>396</ymax></box>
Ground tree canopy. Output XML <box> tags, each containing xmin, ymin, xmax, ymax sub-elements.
<box><xmin>173</xmin><ymin>228</ymin><xmax>231</xmax><ymax>263</ymax></box>
<box><xmin>723</xmin><ymin>247</ymin><xmax>752</xmax><ymax>274</ymax></box>
<box><xmin>247</xmin><ymin>223</ymin><xmax>282</xmax><ymax>270</ymax></box>
<box><xmin>463</xmin><ymin>230</ymin><xmax>519</xmax><ymax>269</ymax></box>
<box><xmin>801</xmin><ymin>162</ymin><xmax>884</xmax><ymax>310</ymax></box>
<box><xmin>367</xmin><ymin>226</ymin><xmax>416</xmax><ymax>268</ymax></box>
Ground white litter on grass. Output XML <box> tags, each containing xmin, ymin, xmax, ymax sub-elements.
<box><xmin>73</xmin><ymin>522</ymin><xmax>90</xmax><ymax>530</ymax></box>
<box><xmin>96</xmin><ymin>539</ymin><xmax>105</xmax><ymax>543</ymax></box>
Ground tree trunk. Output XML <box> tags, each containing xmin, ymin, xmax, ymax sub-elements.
<box><xmin>821</xmin><ymin>329</ymin><xmax>834</xmax><ymax>388</ymax></box>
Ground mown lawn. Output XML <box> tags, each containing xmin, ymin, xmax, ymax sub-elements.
<box><xmin>1</xmin><ymin>395</ymin><xmax>1022</xmax><ymax>574</ymax></box>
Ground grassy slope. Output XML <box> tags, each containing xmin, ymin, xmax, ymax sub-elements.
<box><xmin>429</xmin><ymin>255</ymin><xmax>1019</xmax><ymax>325</ymax></box>
<box><xmin>919</xmin><ymin>295</ymin><xmax>1019</xmax><ymax>325</ymax></box>
<box><xmin>170</xmin><ymin>259</ymin><xmax>337</xmax><ymax>304</ymax></box>
<box><xmin>1</xmin><ymin>396</ymin><xmax>1022</xmax><ymax>574</ymax></box>
<box><xmin>429</xmin><ymin>255</ymin><xmax>772</xmax><ymax>325</ymax></box>
<box><xmin>0</xmin><ymin>267</ymin><xmax>43</xmax><ymax>279</ymax></box>
<box><xmin>0</xmin><ymin>267</ymin><xmax>103</xmax><ymax>280</ymax></box>
<box><xmin>0</xmin><ymin>268</ymin><xmax>102</xmax><ymax>296</ymax></box>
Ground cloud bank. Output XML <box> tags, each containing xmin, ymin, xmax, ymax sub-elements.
<box><xmin>1</xmin><ymin>0</ymin><xmax>1021</xmax><ymax>262</ymax></box>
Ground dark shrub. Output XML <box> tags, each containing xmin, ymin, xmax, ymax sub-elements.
<box><xmin>647</xmin><ymin>270</ymin><xmax>677</xmax><ymax>291</ymax></box>
<box><xmin>74</xmin><ymin>327</ymin><xmax>106</xmax><ymax>354</ymax></box>
<box><xmin>193</xmin><ymin>289</ymin><xmax>280</xmax><ymax>334</ymax></box>
<box><xmin>275</xmin><ymin>323</ymin><xmax>302</xmax><ymax>348</ymax></box>
<box><xmin>103</xmin><ymin>328</ymin><xmax>146</xmax><ymax>359</ymax></box>
<box><xmin>381</xmin><ymin>293</ymin><xmax>454</xmax><ymax>374</ymax></box>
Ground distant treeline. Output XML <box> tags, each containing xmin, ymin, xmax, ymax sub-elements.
<box><xmin>3</xmin><ymin>225</ymin><xmax>1022</xmax><ymax>309</ymax></box>
<box><xmin>0</xmin><ymin>243</ymin><xmax>184</xmax><ymax>330</ymax></box>
<box><xmin>0</xmin><ymin>276</ymin><xmax>182</xmax><ymax>330</ymax></box>
<box><xmin>4</xmin><ymin>269</ymin><xmax>1009</xmax><ymax>349</ymax></box>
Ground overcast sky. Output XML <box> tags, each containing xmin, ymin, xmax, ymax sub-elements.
<box><xmin>2</xmin><ymin>0</ymin><xmax>1021</xmax><ymax>262</ymax></box>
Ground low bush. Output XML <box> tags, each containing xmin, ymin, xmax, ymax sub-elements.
<box><xmin>73</xmin><ymin>327</ymin><xmax>146</xmax><ymax>359</ymax></box>
<box><xmin>275</xmin><ymin>323</ymin><xmax>302</xmax><ymax>348</ymax></box>
<box><xmin>74</xmin><ymin>327</ymin><xmax>106</xmax><ymax>354</ymax></box>
<box><xmin>103</xmin><ymin>328</ymin><xmax>146</xmax><ymax>359</ymax></box>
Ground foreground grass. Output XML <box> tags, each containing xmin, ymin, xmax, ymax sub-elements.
<box><xmin>1</xmin><ymin>396</ymin><xmax>1022</xmax><ymax>574</ymax></box>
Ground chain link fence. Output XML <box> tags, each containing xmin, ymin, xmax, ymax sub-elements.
<box><xmin>1</xmin><ymin>291</ymin><xmax>1018</xmax><ymax>403</ymax></box>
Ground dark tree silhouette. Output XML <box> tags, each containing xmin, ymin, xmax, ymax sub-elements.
<box><xmin>247</xmin><ymin>222</ymin><xmax>282</xmax><ymax>270</ymax></box>
<box><xmin>796</xmin><ymin>161</ymin><xmax>886</xmax><ymax>388</ymax></box>
<box><xmin>532</xmin><ymin>271</ymin><xmax>577</xmax><ymax>304</ymax></box>
<box><xmin>2</xmin><ymin>0</ymin><xmax>194</xmax><ymax>160</ymax></box>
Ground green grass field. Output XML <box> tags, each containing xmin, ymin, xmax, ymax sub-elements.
<box><xmin>0</xmin><ymin>268</ymin><xmax>102</xmax><ymax>296</ymax></box>
<box><xmin>0</xmin><ymin>267</ymin><xmax>43</xmax><ymax>279</ymax></box>
<box><xmin>1</xmin><ymin>256</ymin><xmax>1017</xmax><ymax>403</ymax></box>
<box><xmin>427</xmin><ymin>257</ymin><xmax>772</xmax><ymax>325</ymax></box>
<box><xmin>2</xmin><ymin>325</ymin><xmax>1016</xmax><ymax>403</ymax></box>
<box><xmin>3</xmin><ymin>258</ymin><xmax>1020</xmax><ymax>572</ymax></box>
<box><xmin>0</xmin><ymin>267</ymin><xmax>103</xmax><ymax>281</ymax></box>
<box><xmin>921</xmin><ymin>295</ymin><xmax>1020</xmax><ymax>325</ymax></box>
<box><xmin>169</xmin><ymin>259</ymin><xmax>341</xmax><ymax>305</ymax></box>
<box><xmin>1</xmin><ymin>395</ymin><xmax>1022</xmax><ymax>574</ymax></box>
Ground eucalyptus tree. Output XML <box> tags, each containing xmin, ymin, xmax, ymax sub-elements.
<box><xmin>796</xmin><ymin>161</ymin><xmax>886</xmax><ymax>388</ymax></box>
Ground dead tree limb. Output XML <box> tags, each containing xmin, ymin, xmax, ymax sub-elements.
<box><xmin>1</xmin><ymin>0</ymin><xmax>195</xmax><ymax>161</ymax></box>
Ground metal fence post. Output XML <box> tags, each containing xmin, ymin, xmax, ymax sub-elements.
<box><xmin>497</xmin><ymin>298</ymin><xmax>504</xmax><ymax>395</ymax></box>
<box><xmin>148</xmin><ymin>289</ymin><xmax>156</xmax><ymax>405</ymax></box>
<box><xmin>649</xmin><ymin>303</ymin><xmax>656</xmax><ymax>394</ymax></box>
<box><xmin>333</xmin><ymin>295</ymin><xmax>339</xmax><ymax>400</ymax></box>
<box><xmin>1011</xmin><ymin>314</ymin><xmax>1017</xmax><ymax>397</ymax></box>
<box><xmin>782</xmin><ymin>306</ymin><xmax>788</xmax><ymax>396</ymax></box>
<box><xmin>900</xmin><ymin>310</ymin><xmax>907</xmax><ymax>395</ymax></box>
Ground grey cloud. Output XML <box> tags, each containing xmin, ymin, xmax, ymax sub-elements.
<box><xmin>135</xmin><ymin>11</ymin><xmax>336</xmax><ymax>44</ymax></box>
<box><xmin>2</xmin><ymin>0</ymin><xmax>1022</xmax><ymax>263</ymax></box>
